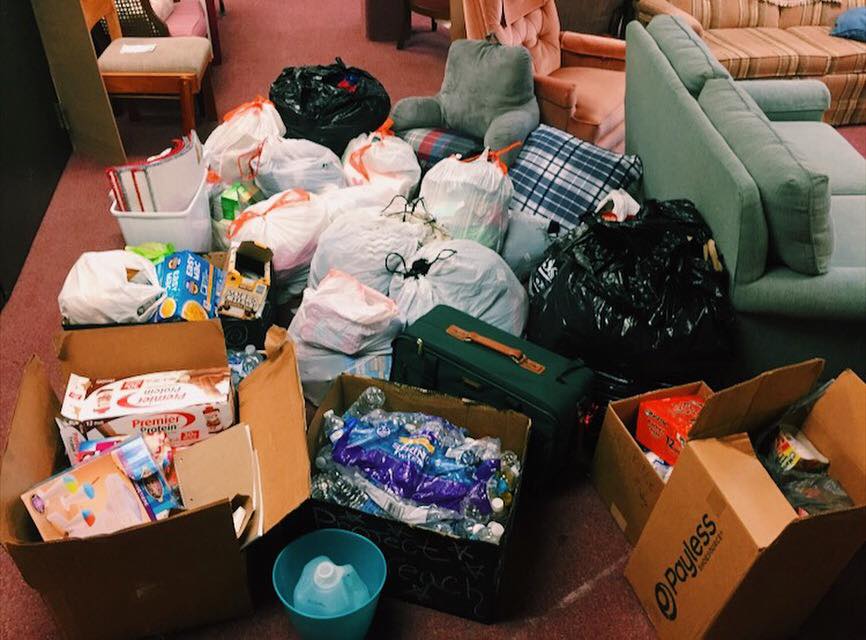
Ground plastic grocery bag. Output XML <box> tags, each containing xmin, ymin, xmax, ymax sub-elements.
<box><xmin>387</xmin><ymin>239</ymin><xmax>528</xmax><ymax>335</ymax></box>
<box><xmin>419</xmin><ymin>148</ymin><xmax>514</xmax><ymax>251</ymax></box>
<box><xmin>309</xmin><ymin>209</ymin><xmax>426</xmax><ymax>294</ymax></box>
<box><xmin>342</xmin><ymin>122</ymin><xmax>421</xmax><ymax>199</ymax></box>
<box><xmin>270</xmin><ymin>58</ymin><xmax>391</xmax><ymax>154</ymax></box>
<box><xmin>253</xmin><ymin>135</ymin><xmax>346</xmax><ymax>197</ymax></box>
<box><xmin>59</xmin><ymin>251</ymin><xmax>166</xmax><ymax>325</ymax></box>
<box><xmin>527</xmin><ymin>199</ymin><xmax>735</xmax><ymax>380</ymax></box>
<box><xmin>294</xmin><ymin>345</ymin><xmax>391</xmax><ymax>404</ymax></box>
<box><xmin>226</xmin><ymin>188</ymin><xmax>329</xmax><ymax>300</ymax></box>
<box><xmin>500</xmin><ymin>210</ymin><xmax>561</xmax><ymax>282</ymax></box>
<box><xmin>290</xmin><ymin>270</ymin><xmax>403</xmax><ymax>355</ymax></box>
<box><xmin>203</xmin><ymin>97</ymin><xmax>286</xmax><ymax>183</ymax></box>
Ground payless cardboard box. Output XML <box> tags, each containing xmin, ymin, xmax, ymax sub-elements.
<box><xmin>624</xmin><ymin>363</ymin><xmax>866</xmax><ymax>639</ymax></box>
<box><xmin>305</xmin><ymin>375</ymin><xmax>532</xmax><ymax>622</ymax></box>
<box><xmin>0</xmin><ymin>321</ymin><xmax>309</xmax><ymax>640</ymax></box>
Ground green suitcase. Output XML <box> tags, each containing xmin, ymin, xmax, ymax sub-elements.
<box><xmin>391</xmin><ymin>305</ymin><xmax>594</xmax><ymax>482</ymax></box>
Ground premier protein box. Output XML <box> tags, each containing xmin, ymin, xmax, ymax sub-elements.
<box><xmin>60</xmin><ymin>367</ymin><xmax>234</xmax><ymax>445</ymax></box>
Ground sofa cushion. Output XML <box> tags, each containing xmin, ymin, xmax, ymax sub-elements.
<box><xmin>547</xmin><ymin>65</ymin><xmax>626</xmax><ymax>140</ymax></box>
<box><xmin>669</xmin><ymin>0</ymin><xmax>779</xmax><ymax>29</ymax></box>
<box><xmin>397</xmin><ymin>127</ymin><xmax>484</xmax><ymax>172</ymax></box>
<box><xmin>779</xmin><ymin>2</ymin><xmax>848</xmax><ymax>29</ymax></box>
<box><xmin>704</xmin><ymin>27</ymin><xmax>830</xmax><ymax>78</ymax></box>
<box><xmin>699</xmin><ymin>78</ymin><xmax>832</xmax><ymax>275</ymax></box>
<box><xmin>787</xmin><ymin>25</ymin><xmax>866</xmax><ymax>73</ymax></box>
<box><xmin>828</xmin><ymin>195</ymin><xmax>866</xmax><ymax>267</ymax></box>
<box><xmin>98</xmin><ymin>37</ymin><xmax>211</xmax><ymax>78</ymax></box>
<box><xmin>831</xmin><ymin>7</ymin><xmax>866</xmax><ymax>42</ymax></box>
<box><xmin>165</xmin><ymin>0</ymin><xmax>209</xmax><ymax>38</ymax></box>
<box><xmin>769</xmin><ymin>120</ymin><xmax>866</xmax><ymax>195</ymax></box>
<box><xmin>647</xmin><ymin>15</ymin><xmax>731</xmax><ymax>95</ymax></box>
<box><xmin>509</xmin><ymin>124</ymin><xmax>643</xmax><ymax>229</ymax></box>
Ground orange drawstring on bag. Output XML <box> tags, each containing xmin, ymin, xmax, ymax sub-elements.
<box><xmin>235</xmin><ymin>140</ymin><xmax>265</xmax><ymax>182</ymax></box>
<box><xmin>221</xmin><ymin>95</ymin><xmax>273</xmax><ymax>123</ymax></box>
<box><xmin>348</xmin><ymin>118</ymin><xmax>396</xmax><ymax>182</ymax></box>
<box><xmin>461</xmin><ymin>141</ymin><xmax>522</xmax><ymax>174</ymax></box>
<box><xmin>226</xmin><ymin>188</ymin><xmax>311</xmax><ymax>239</ymax></box>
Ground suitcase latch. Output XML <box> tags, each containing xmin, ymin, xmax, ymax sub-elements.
<box><xmin>416</xmin><ymin>338</ymin><xmax>423</xmax><ymax>356</ymax></box>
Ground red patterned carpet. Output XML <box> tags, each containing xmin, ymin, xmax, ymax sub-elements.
<box><xmin>1</xmin><ymin>2</ymin><xmax>864</xmax><ymax>638</ymax></box>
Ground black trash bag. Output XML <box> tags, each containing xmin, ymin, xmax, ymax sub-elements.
<box><xmin>527</xmin><ymin>199</ymin><xmax>735</xmax><ymax>381</ymax></box>
<box><xmin>269</xmin><ymin>58</ymin><xmax>391</xmax><ymax>155</ymax></box>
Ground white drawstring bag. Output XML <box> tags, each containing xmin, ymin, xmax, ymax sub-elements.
<box><xmin>293</xmin><ymin>344</ymin><xmax>392</xmax><ymax>404</ymax></box>
<box><xmin>342</xmin><ymin>125</ymin><xmax>421</xmax><ymax>199</ymax></box>
<box><xmin>419</xmin><ymin>148</ymin><xmax>513</xmax><ymax>252</ymax></box>
<box><xmin>290</xmin><ymin>270</ymin><xmax>403</xmax><ymax>355</ymax></box>
<box><xmin>319</xmin><ymin>183</ymin><xmax>395</xmax><ymax>222</ymax></box>
<box><xmin>253</xmin><ymin>135</ymin><xmax>346</xmax><ymax>197</ymax></box>
<box><xmin>500</xmin><ymin>209</ymin><xmax>561</xmax><ymax>282</ymax></box>
<box><xmin>387</xmin><ymin>239</ymin><xmax>528</xmax><ymax>335</ymax></box>
<box><xmin>309</xmin><ymin>209</ymin><xmax>426</xmax><ymax>294</ymax></box>
<box><xmin>59</xmin><ymin>251</ymin><xmax>166</xmax><ymax>325</ymax></box>
<box><xmin>226</xmin><ymin>189</ymin><xmax>329</xmax><ymax>300</ymax></box>
<box><xmin>203</xmin><ymin>97</ymin><xmax>286</xmax><ymax>183</ymax></box>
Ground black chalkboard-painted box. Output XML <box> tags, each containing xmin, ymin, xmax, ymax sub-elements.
<box><xmin>306</xmin><ymin>375</ymin><xmax>531</xmax><ymax>622</ymax></box>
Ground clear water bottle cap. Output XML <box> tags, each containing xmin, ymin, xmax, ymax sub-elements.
<box><xmin>313</xmin><ymin>560</ymin><xmax>342</xmax><ymax>589</ymax></box>
<box><xmin>488</xmin><ymin>521</ymin><xmax>505</xmax><ymax>538</ymax></box>
<box><xmin>244</xmin><ymin>345</ymin><xmax>256</xmax><ymax>355</ymax></box>
<box><xmin>491</xmin><ymin>497</ymin><xmax>504</xmax><ymax>513</ymax></box>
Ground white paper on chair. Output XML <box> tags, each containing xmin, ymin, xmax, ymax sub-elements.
<box><xmin>120</xmin><ymin>44</ymin><xmax>156</xmax><ymax>54</ymax></box>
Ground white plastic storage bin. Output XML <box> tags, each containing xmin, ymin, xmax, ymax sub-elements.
<box><xmin>110</xmin><ymin>170</ymin><xmax>212</xmax><ymax>252</ymax></box>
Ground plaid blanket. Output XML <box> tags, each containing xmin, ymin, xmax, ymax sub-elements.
<box><xmin>398</xmin><ymin>127</ymin><xmax>484</xmax><ymax>172</ymax></box>
<box><xmin>510</xmin><ymin>125</ymin><xmax>643</xmax><ymax>229</ymax></box>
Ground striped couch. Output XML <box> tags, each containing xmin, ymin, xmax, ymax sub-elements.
<box><xmin>637</xmin><ymin>0</ymin><xmax>866</xmax><ymax>124</ymax></box>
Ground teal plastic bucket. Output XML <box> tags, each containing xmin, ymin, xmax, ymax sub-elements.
<box><xmin>272</xmin><ymin>529</ymin><xmax>387</xmax><ymax>640</ymax></box>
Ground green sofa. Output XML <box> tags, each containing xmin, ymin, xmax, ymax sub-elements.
<box><xmin>626</xmin><ymin>16</ymin><xmax>866</xmax><ymax>379</ymax></box>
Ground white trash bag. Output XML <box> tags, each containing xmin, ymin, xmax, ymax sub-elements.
<box><xmin>294</xmin><ymin>345</ymin><xmax>391</xmax><ymax>405</ymax></box>
<box><xmin>290</xmin><ymin>270</ymin><xmax>403</xmax><ymax>356</ymax></box>
<box><xmin>309</xmin><ymin>209</ymin><xmax>426</xmax><ymax>294</ymax></box>
<box><xmin>387</xmin><ymin>239</ymin><xmax>528</xmax><ymax>335</ymax></box>
<box><xmin>226</xmin><ymin>188</ymin><xmax>329</xmax><ymax>301</ymax></box>
<box><xmin>342</xmin><ymin>124</ymin><xmax>421</xmax><ymax>199</ymax></box>
<box><xmin>59</xmin><ymin>251</ymin><xmax>166</xmax><ymax>325</ymax></box>
<box><xmin>500</xmin><ymin>210</ymin><xmax>561</xmax><ymax>282</ymax></box>
<box><xmin>319</xmin><ymin>183</ymin><xmax>395</xmax><ymax>222</ymax></box>
<box><xmin>253</xmin><ymin>135</ymin><xmax>346</xmax><ymax>197</ymax></box>
<box><xmin>203</xmin><ymin>97</ymin><xmax>286</xmax><ymax>183</ymax></box>
<box><xmin>419</xmin><ymin>148</ymin><xmax>513</xmax><ymax>252</ymax></box>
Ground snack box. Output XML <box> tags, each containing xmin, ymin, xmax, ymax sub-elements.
<box><xmin>21</xmin><ymin>435</ymin><xmax>177</xmax><ymax>541</ymax></box>
<box><xmin>219</xmin><ymin>241</ymin><xmax>272</xmax><ymax>320</ymax></box>
<box><xmin>635</xmin><ymin>395</ymin><xmax>705</xmax><ymax>465</ymax></box>
<box><xmin>220</xmin><ymin>181</ymin><xmax>263</xmax><ymax>221</ymax></box>
<box><xmin>154</xmin><ymin>251</ymin><xmax>225</xmax><ymax>322</ymax></box>
<box><xmin>60</xmin><ymin>366</ymin><xmax>234</xmax><ymax>445</ymax></box>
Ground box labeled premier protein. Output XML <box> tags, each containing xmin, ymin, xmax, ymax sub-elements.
<box><xmin>60</xmin><ymin>367</ymin><xmax>234</xmax><ymax>445</ymax></box>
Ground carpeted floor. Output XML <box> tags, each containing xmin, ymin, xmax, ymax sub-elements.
<box><xmin>1</xmin><ymin>1</ymin><xmax>865</xmax><ymax>638</ymax></box>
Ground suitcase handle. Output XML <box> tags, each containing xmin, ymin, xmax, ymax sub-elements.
<box><xmin>446</xmin><ymin>325</ymin><xmax>545</xmax><ymax>374</ymax></box>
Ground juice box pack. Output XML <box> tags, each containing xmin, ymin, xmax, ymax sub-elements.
<box><xmin>60</xmin><ymin>367</ymin><xmax>234</xmax><ymax>445</ymax></box>
<box><xmin>154</xmin><ymin>251</ymin><xmax>225</xmax><ymax>322</ymax></box>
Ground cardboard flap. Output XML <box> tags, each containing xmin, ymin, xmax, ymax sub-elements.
<box><xmin>0</xmin><ymin>357</ymin><xmax>63</xmax><ymax>545</ymax></box>
<box><xmin>801</xmin><ymin>370</ymin><xmax>866</xmax><ymax>504</ymax></box>
<box><xmin>689</xmin><ymin>359</ymin><xmax>824</xmax><ymax>441</ymax></box>
<box><xmin>239</xmin><ymin>328</ymin><xmax>309</xmax><ymax>534</ymax></box>
<box><xmin>56</xmin><ymin>320</ymin><xmax>228</xmax><ymax>382</ymax></box>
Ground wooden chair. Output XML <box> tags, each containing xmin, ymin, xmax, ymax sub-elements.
<box><xmin>81</xmin><ymin>0</ymin><xmax>216</xmax><ymax>135</ymax></box>
<box><xmin>397</xmin><ymin>0</ymin><xmax>450</xmax><ymax>49</ymax></box>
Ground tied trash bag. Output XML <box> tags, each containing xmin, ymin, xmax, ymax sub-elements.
<box><xmin>500</xmin><ymin>210</ymin><xmax>561</xmax><ymax>282</ymax></box>
<box><xmin>59</xmin><ymin>251</ymin><xmax>166</xmax><ymax>325</ymax></box>
<box><xmin>527</xmin><ymin>199</ymin><xmax>735</xmax><ymax>380</ymax></box>
<box><xmin>226</xmin><ymin>188</ymin><xmax>329</xmax><ymax>303</ymax></box>
<box><xmin>269</xmin><ymin>58</ymin><xmax>391</xmax><ymax>155</ymax></box>
<box><xmin>309</xmin><ymin>209</ymin><xmax>426</xmax><ymax>294</ymax></box>
<box><xmin>203</xmin><ymin>97</ymin><xmax>286</xmax><ymax>183</ymax></box>
<box><xmin>253</xmin><ymin>135</ymin><xmax>346</xmax><ymax>197</ymax></box>
<box><xmin>419</xmin><ymin>146</ymin><xmax>517</xmax><ymax>252</ymax></box>
<box><xmin>387</xmin><ymin>239</ymin><xmax>528</xmax><ymax>335</ymax></box>
<box><xmin>342</xmin><ymin>120</ymin><xmax>421</xmax><ymax>199</ymax></box>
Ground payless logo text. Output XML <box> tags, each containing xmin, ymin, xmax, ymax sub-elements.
<box><xmin>653</xmin><ymin>513</ymin><xmax>722</xmax><ymax>621</ymax></box>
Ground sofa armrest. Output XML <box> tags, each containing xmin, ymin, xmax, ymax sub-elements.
<box><xmin>736</xmin><ymin>79</ymin><xmax>830</xmax><ymax>122</ymax></box>
<box><xmin>534</xmin><ymin>74</ymin><xmax>579</xmax><ymax>110</ymax></box>
<box><xmin>732</xmin><ymin>267</ymin><xmax>866</xmax><ymax>321</ymax></box>
<box><xmin>484</xmin><ymin>106</ymin><xmax>540</xmax><ymax>167</ymax></box>
<box><xmin>636</xmin><ymin>0</ymin><xmax>704</xmax><ymax>35</ymax></box>
<box><xmin>391</xmin><ymin>96</ymin><xmax>444</xmax><ymax>131</ymax></box>
<box><xmin>560</xmin><ymin>32</ymin><xmax>626</xmax><ymax>61</ymax></box>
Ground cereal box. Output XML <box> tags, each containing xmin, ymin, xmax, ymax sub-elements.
<box><xmin>61</xmin><ymin>367</ymin><xmax>234</xmax><ymax>445</ymax></box>
<box><xmin>154</xmin><ymin>251</ymin><xmax>225</xmax><ymax>322</ymax></box>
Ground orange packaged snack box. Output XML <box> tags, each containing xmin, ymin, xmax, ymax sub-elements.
<box><xmin>635</xmin><ymin>395</ymin><xmax>705</xmax><ymax>465</ymax></box>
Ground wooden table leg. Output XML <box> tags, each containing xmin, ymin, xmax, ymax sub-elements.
<box><xmin>204</xmin><ymin>0</ymin><xmax>222</xmax><ymax>64</ymax></box>
<box><xmin>180</xmin><ymin>77</ymin><xmax>196</xmax><ymax>134</ymax></box>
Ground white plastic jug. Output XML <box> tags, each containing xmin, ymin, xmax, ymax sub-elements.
<box><xmin>292</xmin><ymin>556</ymin><xmax>370</xmax><ymax>617</ymax></box>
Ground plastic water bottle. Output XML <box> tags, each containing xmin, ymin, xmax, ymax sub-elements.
<box><xmin>292</xmin><ymin>555</ymin><xmax>370</xmax><ymax>617</ymax></box>
<box><xmin>322</xmin><ymin>410</ymin><xmax>346</xmax><ymax>444</ymax></box>
<box><xmin>345</xmin><ymin>387</ymin><xmax>386</xmax><ymax>419</ymax></box>
<box><xmin>227</xmin><ymin>345</ymin><xmax>264</xmax><ymax>386</ymax></box>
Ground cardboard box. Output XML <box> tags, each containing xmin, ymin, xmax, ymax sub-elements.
<box><xmin>306</xmin><ymin>375</ymin><xmax>532</xmax><ymax>622</ymax></box>
<box><xmin>624</xmin><ymin>362</ymin><xmax>866</xmax><ymax>639</ymax></box>
<box><xmin>592</xmin><ymin>381</ymin><xmax>714</xmax><ymax>545</ymax></box>
<box><xmin>0</xmin><ymin>321</ymin><xmax>309</xmax><ymax>640</ymax></box>
<box><xmin>219</xmin><ymin>241</ymin><xmax>273</xmax><ymax>320</ymax></box>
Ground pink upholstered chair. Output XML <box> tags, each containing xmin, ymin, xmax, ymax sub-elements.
<box><xmin>463</xmin><ymin>0</ymin><xmax>627</xmax><ymax>151</ymax></box>
<box><xmin>115</xmin><ymin>0</ymin><xmax>222</xmax><ymax>64</ymax></box>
